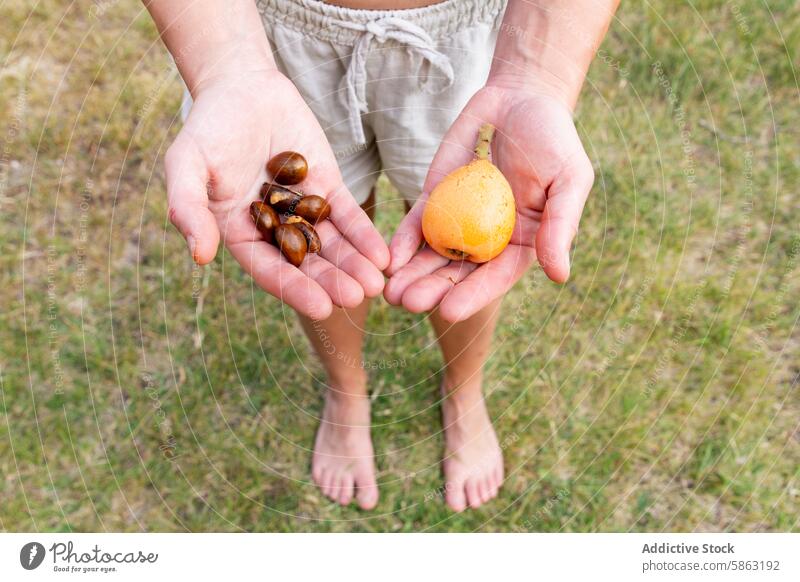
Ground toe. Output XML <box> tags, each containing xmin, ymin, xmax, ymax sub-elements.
<box><xmin>466</xmin><ymin>480</ymin><xmax>483</xmax><ymax>508</ymax></box>
<box><xmin>488</xmin><ymin>478</ymin><xmax>500</xmax><ymax>500</ymax></box>
<box><xmin>316</xmin><ymin>468</ymin><xmax>328</xmax><ymax>495</ymax></box>
<box><xmin>494</xmin><ymin>463</ymin><xmax>504</xmax><ymax>485</ymax></box>
<box><xmin>329</xmin><ymin>474</ymin><xmax>344</xmax><ymax>502</ymax></box>
<box><xmin>321</xmin><ymin>469</ymin><xmax>336</xmax><ymax>499</ymax></box>
<box><xmin>493</xmin><ymin>466</ymin><xmax>503</xmax><ymax>493</ymax></box>
<box><xmin>445</xmin><ymin>479</ymin><xmax>467</xmax><ymax>512</ymax></box>
<box><xmin>480</xmin><ymin>478</ymin><xmax>495</xmax><ymax>504</ymax></box>
<box><xmin>338</xmin><ymin>474</ymin><xmax>354</xmax><ymax>506</ymax></box>
<box><xmin>312</xmin><ymin>464</ymin><xmax>323</xmax><ymax>486</ymax></box>
<box><xmin>355</xmin><ymin>471</ymin><xmax>379</xmax><ymax>510</ymax></box>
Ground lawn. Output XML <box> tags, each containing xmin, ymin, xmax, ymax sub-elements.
<box><xmin>0</xmin><ymin>0</ymin><xmax>798</xmax><ymax>532</ymax></box>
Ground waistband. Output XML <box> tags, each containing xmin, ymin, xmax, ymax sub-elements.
<box><xmin>256</xmin><ymin>0</ymin><xmax>506</xmax><ymax>44</ymax></box>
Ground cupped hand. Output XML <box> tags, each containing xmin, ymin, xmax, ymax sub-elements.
<box><xmin>165</xmin><ymin>70</ymin><xmax>389</xmax><ymax>320</ymax></box>
<box><xmin>385</xmin><ymin>84</ymin><xmax>595</xmax><ymax>322</ymax></box>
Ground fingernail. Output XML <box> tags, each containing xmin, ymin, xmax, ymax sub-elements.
<box><xmin>187</xmin><ymin>235</ymin><xmax>197</xmax><ymax>262</ymax></box>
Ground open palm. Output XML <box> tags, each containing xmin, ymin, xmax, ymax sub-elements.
<box><xmin>166</xmin><ymin>71</ymin><xmax>389</xmax><ymax>320</ymax></box>
<box><xmin>385</xmin><ymin>85</ymin><xmax>594</xmax><ymax>322</ymax></box>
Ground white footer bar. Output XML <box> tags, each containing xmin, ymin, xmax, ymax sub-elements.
<box><xmin>1</xmin><ymin>533</ymin><xmax>797</xmax><ymax>581</ymax></box>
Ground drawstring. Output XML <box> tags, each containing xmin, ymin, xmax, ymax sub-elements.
<box><xmin>338</xmin><ymin>16</ymin><xmax>455</xmax><ymax>144</ymax></box>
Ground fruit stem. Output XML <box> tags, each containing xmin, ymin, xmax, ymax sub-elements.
<box><xmin>474</xmin><ymin>123</ymin><xmax>495</xmax><ymax>160</ymax></box>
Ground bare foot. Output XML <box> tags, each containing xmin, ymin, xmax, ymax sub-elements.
<box><xmin>441</xmin><ymin>378</ymin><xmax>503</xmax><ymax>511</ymax></box>
<box><xmin>311</xmin><ymin>384</ymin><xmax>379</xmax><ymax>510</ymax></box>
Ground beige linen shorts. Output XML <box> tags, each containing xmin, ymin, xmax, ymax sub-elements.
<box><xmin>255</xmin><ymin>0</ymin><xmax>506</xmax><ymax>205</ymax></box>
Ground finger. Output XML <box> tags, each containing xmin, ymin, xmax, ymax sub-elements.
<box><xmin>386</xmin><ymin>199</ymin><xmax>425</xmax><ymax>276</ymax></box>
<box><xmin>164</xmin><ymin>138</ymin><xmax>220</xmax><ymax>265</ymax></box>
<box><xmin>386</xmin><ymin>92</ymin><xmax>501</xmax><ymax>277</ymax></box>
<box><xmin>400</xmin><ymin>261</ymin><xmax>478</xmax><ymax>314</ymax></box>
<box><xmin>299</xmin><ymin>253</ymin><xmax>364</xmax><ymax>310</ymax></box>
<box><xmin>315</xmin><ymin>221</ymin><xmax>385</xmax><ymax>299</ymax></box>
<box><xmin>383</xmin><ymin>247</ymin><xmax>450</xmax><ymax>306</ymax></box>
<box><xmin>438</xmin><ymin>245</ymin><xmax>536</xmax><ymax>323</ymax></box>
<box><xmin>326</xmin><ymin>186</ymin><xmax>390</xmax><ymax>271</ymax></box>
<box><xmin>535</xmin><ymin>153</ymin><xmax>594</xmax><ymax>283</ymax></box>
<box><xmin>421</xmin><ymin>94</ymin><xmax>500</xmax><ymax>195</ymax></box>
<box><xmin>227</xmin><ymin>239</ymin><xmax>333</xmax><ymax>321</ymax></box>
<box><xmin>385</xmin><ymin>105</ymin><xmax>492</xmax><ymax>277</ymax></box>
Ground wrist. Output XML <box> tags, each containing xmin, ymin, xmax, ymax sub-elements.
<box><xmin>182</xmin><ymin>45</ymin><xmax>277</xmax><ymax>97</ymax></box>
<box><xmin>146</xmin><ymin>0</ymin><xmax>279</xmax><ymax>97</ymax></box>
<box><xmin>189</xmin><ymin>61</ymin><xmax>281</xmax><ymax>98</ymax></box>
<box><xmin>488</xmin><ymin>0</ymin><xmax>619</xmax><ymax>111</ymax></box>
<box><xmin>486</xmin><ymin>71</ymin><xmax>580</xmax><ymax>111</ymax></box>
<box><xmin>485</xmin><ymin>71</ymin><xmax>579</xmax><ymax>110</ymax></box>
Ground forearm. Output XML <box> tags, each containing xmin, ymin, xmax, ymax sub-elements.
<box><xmin>489</xmin><ymin>0</ymin><xmax>620</xmax><ymax>108</ymax></box>
<box><xmin>143</xmin><ymin>0</ymin><xmax>275</xmax><ymax>95</ymax></box>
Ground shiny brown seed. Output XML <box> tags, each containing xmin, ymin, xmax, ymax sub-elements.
<box><xmin>294</xmin><ymin>195</ymin><xmax>331</xmax><ymax>223</ymax></box>
<box><xmin>286</xmin><ymin>216</ymin><xmax>322</xmax><ymax>253</ymax></box>
<box><xmin>249</xmin><ymin>201</ymin><xmax>280</xmax><ymax>244</ymax></box>
<box><xmin>274</xmin><ymin>224</ymin><xmax>307</xmax><ymax>267</ymax></box>
<box><xmin>267</xmin><ymin>151</ymin><xmax>308</xmax><ymax>185</ymax></box>
<box><xmin>261</xmin><ymin>183</ymin><xmax>303</xmax><ymax>213</ymax></box>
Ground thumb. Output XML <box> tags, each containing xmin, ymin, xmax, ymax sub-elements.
<box><xmin>535</xmin><ymin>153</ymin><xmax>594</xmax><ymax>283</ymax></box>
<box><xmin>164</xmin><ymin>138</ymin><xmax>220</xmax><ymax>265</ymax></box>
<box><xmin>386</xmin><ymin>199</ymin><xmax>425</xmax><ymax>276</ymax></box>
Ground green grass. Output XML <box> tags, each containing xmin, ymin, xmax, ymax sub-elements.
<box><xmin>1</xmin><ymin>0</ymin><xmax>798</xmax><ymax>532</ymax></box>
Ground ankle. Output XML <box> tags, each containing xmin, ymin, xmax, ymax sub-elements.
<box><xmin>443</xmin><ymin>367</ymin><xmax>483</xmax><ymax>389</ymax></box>
<box><xmin>326</xmin><ymin>366</ymin><xmax>367</xmax><ymax>395</ymax></box>
<box><xmin>326</xmin><ymin>389</ymin><xmax>369</xmax><ymax>407</ymax></box>
<box><xmin>325</xmin><ymin>372</ymin><xmax>369</xmax><ymax>408</ymax></box>
<box><xmin>322</xmin><ymin>389</ymin><xmax>370</xmax><ymax>430</ymax></box>
<box><xmin>443</xmin><ymin>372</ymin><xmax>484</xmax><ymax>403</ymax></box>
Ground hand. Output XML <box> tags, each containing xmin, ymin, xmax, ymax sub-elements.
<box><xmin>165</xmin><ymin>70</ymin><xmax>389</xmax><ymax>320</ymax></box>
<box><xmin>385</xmin><ymin>84</ymin><xmax>594</xmax><ymax>322</ymax></box>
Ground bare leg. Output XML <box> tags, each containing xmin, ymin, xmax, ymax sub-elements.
<box><xmin>299</xmin><ymin>191</ymin><xmax>379</xmax><ymax>510</ymax></box>
<box><xmin>430</xmin><ymin>298</ymin><xmax>504</xmax><ymax>511</ymax></box>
